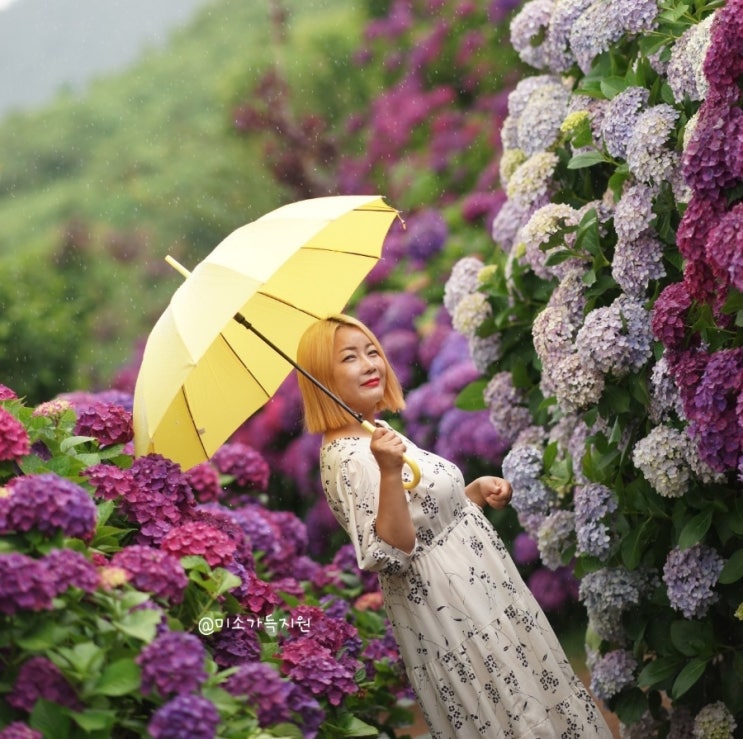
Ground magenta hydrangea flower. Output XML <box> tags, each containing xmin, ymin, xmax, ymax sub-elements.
<box><xmin>1</xmin><ymin>473</ymin><xmax>97</xmax><ymax>540</ymax></box>
<box><xmin>43</xmin><ymin>548</ymin><xmax>100</xmax><ymax>594</ymax></box>
<box><xmin>185</xmin><ymin>462</ymin><xmax>222</xmax><ymax>503</ymax></box>
<box><xmin>706</xmin><ymin>201</ymin><xmax>743</xmax><ymax>292</ymax></box>
<box><xmin>405</xmin><ymin>208</ymin><xmax>449</xmax><ymax>262</ymax></box>
<box><xmin>137</xmin><ymin>630</ymin><xmax>207</xmax><ymax>697</ymax></box>
<box><xmin>285</xmin><ymin>605</ymin><xmax>362</xmax><ymax>657</ymax></box>
<box><xmin>651</xmin><ymin>282</ymin><xmax>694</xmax><ymax>351</ymax></box>
<box><xmin>0</xmin><ymin>383</ymin><xmax>18</xmax><ymax>400</ymax></box>
<box><xmin>7</xmin><ymin>656</ymin><xmax>82</xmax><ymax>712</ymax></box>
<box><xmin>147</xmin><ymin>695</ymin><xmax>219</xmax><ymax>739</ymax></box>
<box><xmin>241</xmin><ymin>569</ymin><xmax>282</xmax><ymax>618</ymax></box>
<box><xmin>0</xmin><ymin>407</ymin><xmax>30</xmax><ymax>461</ymax></box>
<box><xmin>160</xmin><ymin>520</ymin><xmax>237</xmax><ymax>568</ymax></box>
<box><xmin>0</xmin><ymin>722</ymin><xmax>43</xmax><ymax>739</ymax></box>
<box><xmin>83</xmin><ymin>462</ymin><xmax>136</xmax><ymax>500</ymax></box>
<box><xmin>0</xmin><ymin>553</ymin><xmax>56</xmax><ymax>615</ymax></box>
<box><xmin>74</xmin><ymin>401</ymin><xmax>133</xmax><ymax>448</ymax></box>
<box><xmin>686</xmin><ymin>347</ymin><xmax>743</xmax><ymax>472</ymax></box>
<box><xmin>211</xmin><ymin>442</ymin><xmax>270</xmax><ymax>491</ymax></box>
<box><xmin>279</xmin><ymin>637</ymin><xmax>360</xmax><ymax>707</ymax></box>
<box><xmin>111</xmin><ymin>545</ymin><xmax>188</xmax><ymax>604</ymax></box>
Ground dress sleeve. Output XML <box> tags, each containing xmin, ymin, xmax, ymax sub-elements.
<box><xmin>322</xmin><ymin>442</ymin><xmax>416</xmax><ymax>575</ymax></box>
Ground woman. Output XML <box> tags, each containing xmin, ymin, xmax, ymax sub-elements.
<box><xmin>296</xmin><ymin>314</ymin><xmax>612</xmax><ymax>738</ymax></box>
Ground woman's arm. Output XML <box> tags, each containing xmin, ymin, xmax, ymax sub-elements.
<box><xmin>370</xmin><ymin>426</ymin><xmax>416</xmax><ymax>553</ymax></box>
<box><xmin>465</xmin><ymin>475</ymin><xmax>513</xmax><ymax>509</ymax></box>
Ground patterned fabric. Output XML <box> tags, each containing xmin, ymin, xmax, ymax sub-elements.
<box><xmin>321</xmin><ymin>425</ymin><xmax>612</xmax><ymax>738</ymax></box>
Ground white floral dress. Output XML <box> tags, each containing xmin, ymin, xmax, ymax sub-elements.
<box><xmin>320</xmin><ymin>425</ymin><xmax>613</xmax><ymax>739</ymax></box>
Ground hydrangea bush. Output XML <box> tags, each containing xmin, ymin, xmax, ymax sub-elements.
<box><xmin>446</xmin><ymin>0</ymin><xmax>743</xmax><ymax>733</ymax></box>
<box><xmin>0</xmin><ymin>387</ymin><xmax>415</xmax><ymax>738</ymax></box>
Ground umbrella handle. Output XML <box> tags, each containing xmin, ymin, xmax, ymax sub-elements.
<box><xmin>361</xmin><ymin>420</ymin><xmax>421</xmax><ymax>490</ymax></box>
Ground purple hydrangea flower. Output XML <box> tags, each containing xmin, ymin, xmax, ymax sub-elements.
<box><xmin>0</xmin><ymin>553</ymin><xmax>56</xmax><ymax>614</ymax></box>
<box><xmin>211</xmin><ymin>442</ymin><xmax>270</xmax><ymax>491</ymax></box>
<box><xmin>706</xmin><ymin>201</ymin><xmax>743</xmax><ymax>293</ymax></box>
<box><xmin>626</xmin><ymin>104</ymin><xmax>680</xmax><ymax>186</ymax></box>
<box><xmin>208</xmin><ymin>623</ymin><xmax>261</xmax><ymax>668</ymax></box>
<box><xmin>434</xmin><ymin>407</ymin><xmax>508</xmax><ymax>471</ymax></box>
<box><xmin>544</xmin><ymin>0</ymin><xmax>594</xmax><ymax>72</ymax></box>
<box><xmin>574</xmin><ymin>483</ymin><xmax>617</xmax><ymax>559</ymax></box>
<box><xmin>599</xmin><ymin>87</ymin><xmax>649</xmax><ymax>159</ymax></box>
<box><xmin>382</xmin><ymin>328</ymin><xmax>421</xmax><ymax>389</ymax></box>
<box><xmin>224</xmin><ymin>662</ymin><xmax>293</xmax><ymax>726</ymax></box>
<box><xmin>510</xmin><ymin>0</ymin><xmax>553</xmax><ymax>70</ymax></box>
<box><xmin>483</xmin><ymin>372</ymin><xmax>533</xmax><ymax>443</ymax></box>
<box><xmin>279</xmin><ymin>637</ymin><xmax>360</xmax><ymax>707</ymax></box>
<box><xmin>405</xmin><ymin>208</ymin><xmax>449</xmax><ymax>262</ymax></box>
<box><xmin>1</xmin><ymin>473</ymin><xmax>97</xmax><ymax>540</ymax></box>
<box><xmin>590</xmin><ymin>650</ymin><xmax>638</xmax><ymax>703</ymax></box>
<box><xmin>74</xmin><ymin>401</ymin><xmax>133</xmax><ymax>448</ymax></box>
<box><xmin>527</xmin><ymin>566</ymin><xmax>574</xmax><ymax>612</ymax></box>
<box><xmin>111</xmin><ymin>545</ymin><xmax>188</xmax><ymax>604</ymax></box>
<box><xmin>0</xmin><ymin>407</ymin><xmax>30</xmax><ymax>461</ymax></box>
<box><xmin>512</xmin><ymin>532</ymin><xmax>540</xmax><ymax>565</ymax></box>
<box><xmin>536</xmin><ymin>510</ymin><xmax>575</xmax><ymax>570</ymax></box>
<box><xmin>285</xmin><ymin>604</ymin><xmax>362</xmax><ymax>657</ymax></box>
<box><xmin>7</xmin><ymin>656</ymin><xmax>81</xmax><ymax>712</ymax></box>
<box><xmin>137</xmin><ymin>630</ymin><xmax>207</xmax><ymax>697</ymax></box>
<box><xmin>663</xmin><ymin>544</ymin><xmax>724</xmax><ymax>619</ymax></box>
<box><xmin>686</xmin><ymin>347</ymin><xmax>743</xmax><ymax>472</ymax></box>
<box><xmin>43</xmin><ymin>548</ymin><xmax>100</xmax><ymax>594</ymax></box>
<box><xmin>613</xmin><ymin>233</ymin><xmax>666</xmax><ymax>297</ymax></box>
<box><xmin>147</xmin><ymin>695</ymin><xmax>219</xmax><ymax>739</ymax></box>
<box><xmin>130</xmin><ymin>454</ymin><xmax>195</xmax><ymax>509</ymax></box>
<box><xmin>0</xmin><ymin>722</ymin><xmax>43</xmax><ymax>739</ymax></box>
<box><xmin>667</xmin><ymin>14</ymin><xmax>714</xmax><ymax>103</ymax></box>
<box><xmin>652</xmin><ymin>282</ymin><xmax>694</xmax><ymax>351</ymax></box>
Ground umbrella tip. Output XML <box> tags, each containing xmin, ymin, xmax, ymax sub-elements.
<box><xmin>165</xmin><ymin>255</ymin><xmax>191</xmax><ymax>279</ymax></box>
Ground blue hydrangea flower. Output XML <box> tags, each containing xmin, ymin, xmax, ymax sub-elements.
<box><xmin>536</xmin><ymin>509</ymin><xmax>575</xmax><ymax>570</ymax></box>
<box><xmin>600</xmin><ymin>87</ymin><xmax>649</xmax><ymax>159</ymax></box>
<box><xmin>483</xmin><ymin>372</ymin><xmax>533</xmax><ymax>443</ymax></box>
<box><xmin>667</xmin><ymin>14</ymin><xmax>715</xmax><ymax>103</ymax></box>
<box><xmin>612</xmin><ymin>233</ymin><xmax>666</xmax><ymax>297</ymax></box>
<box><xmin>589</xmin><ymin>649</ymin><xmax>637</xmax><ymax>702</ymax></box>
<box><xmin>444</xmin><ymin>256</ymin><xmax>484</xmax><ymax>315</ymax></box>
<box><xmin>663</xmin><ymin>544</ymin><xmax>724</xmax><ymax>619</ymax></box>
<box><xmin>147</xmin><ymin>695</ymin><xmax>219</xmax><ymax>739</ymax></box>
<box><xmin>626</xmin><ymin>104</ymin><xmax>680</xmax><ymax>186</ymax></box>
<box><xmin>510</xmin><ymin>0</ymin><xmax>554</xmax><ymax>70</ymax></box>
<box><xmin>574</xmin><ymin>483</ymin><xmax>617</xmax><ymax>559</ymax></box>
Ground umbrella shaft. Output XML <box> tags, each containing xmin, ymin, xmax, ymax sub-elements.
<box><xmin>232</xmin><ymin>312</ymin><xmax>364</xmax><ymax>426</ymax></box>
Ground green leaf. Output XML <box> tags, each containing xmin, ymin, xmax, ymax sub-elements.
<box><xmin>671</xmin><ymin>658</ymin><xmax>708</xmax><ymax>699</ymax></box>
<box><xmin>70</xmin><ymin>708</ymin><xmax>118</xmax><ymax>732</ymax></box>
<box><xmin>720</xmin><ymin>549</ymin><xmax>743</xmax><ymax>584</ymax></box>
<box><xmin>638</xmin><ymin>656</ymin><xmax>681</xmax><ymax>689</ymax></box>
<box><xmin>612</xmin><ymin>687</ymin><xmax>647</xmax><ymax>726</ymax></box>
<box><xmin>93</xmin><ymin>658</ymin><xmax>141</xmax><ymax>696</ymax></box>
<box><xmin>115</xmin><ymin>608</ymin><xmax>162</xmax><ymax>642</ymax></box>
<box><xmin>30</xmin><ymin>699</ymin><xmax>72</xmax><ymax>737</ymax></box>
<box><xmin>600</xmin><ymin>76</ymin><xmax>629</xmax><ymax>98</ymax></box>
<box><xmin>16</xmin><ymin>621</ymin><xmax>70</xmax><ymax>651</ymax></box>
<box><xmin>455</xmin><ymin>379</ymin><xmax>487</xmax><ymax>411</ymax></box>
<box><xmin>670</xmin><ymin>620</ymin><xmax>715</xmax><ymax>658</ymax></box>
<box><xmin>678</xmin><ymin>508</ymin><xmax>713</xmax><ymax>549</ymax></box>
<box><xmin>621</xmin><ymin>520</ymin><xmax>650</xmax><ymax>570</ymax></box>
<box><xmin>567</xmin><ymin>151</ymin><xmax>609</xmax><ymax>169</ymax></box>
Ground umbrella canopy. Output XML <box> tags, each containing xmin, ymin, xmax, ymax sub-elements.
<box><xmin>133</xmin><ymin>195</ymin><xmax>401</xmax><ymax>472</ymax></box>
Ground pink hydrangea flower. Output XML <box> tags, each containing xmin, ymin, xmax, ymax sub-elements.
<box><xmin>0</xmin><ymin>407</ymin><xmax>30</xmax><ymax>461</ymax></box>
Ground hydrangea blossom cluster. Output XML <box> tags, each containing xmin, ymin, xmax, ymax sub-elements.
<box><xmin>137</xmin><ymin>630</ymin><xmax>207</xmax><ymax>697</ymax></box>
<box><xmin>111</xmin><ymin>545</ymin><xmax>188</xmax><ymax>604</ymax></box>
<box><xmin>0</xmin><ymin>553</ymin><xmax>57</xmax><ymax>615</ymax></box>
<box><xmin>160</xmin><ymin>520</ymin><xmax>238</xmax><ymax>568</ymax></box>
<box><xmin>692</xmin><ymin>701</ymin><xmax>737</xmax><ymax>739</ymax></box>
<box><xmin>0</xmin><ymin>723</ymin><xmax>42</xmax><ymax>739</ymax></box>
<box><xmin>535</xmin><ymin>509</ymin><xmax>575</xmax><ymax>570</ymax></box>
<box><xmin>589</xmin><ymin>649</ymin><xmax>637</xmax><ymax>703</ymax></box>
<box><xmin>279</xmin><ymin>637</ymin><xmax>361</xmax><ymax>707</ymax></box>
<box><xmin>579</xmin><ymin>566</ymin><xmax>655</xmax><ymax>642</ymax></box>
<box><xmin>632</xmin><ymin>425</ymin><xmax>695</xmax><ymax>498</ymax></box>
<box><xmin>74</xmin><ymin>401</ymin><xmax>133</xmax><ymax>448</ymax></box>
<box><xmin>147</xmin><ymin>695</ymin><xmax>220</xmax><ymax>739</ymax></box>
<box><xmin>7</xmin><ymin>656</ymin><xmax>82</xmax><ymax>713</ymax></box>
<box><xmin>574</xmin><ymin>483</ymin><xmax>617</xmax><ymax>560</ymax></box>
<box><xmin>663</xmin><ymin>544</ymin><xmax>724</xmax><ymax>619</ymax></box>
<box><xmin>0</xmin><ymin>407</ymin><xmax>30</xmax><ymax>462</ymax></box>
<box><xmin>667</xmin><ymin>13</ymin><xmax>714</xmax><ymax>103</ymax></box>
<box><xmin>482</xmin><ymin>372</ymin><xmax>533</xmax><ymax>443</ymax></box>
<box><xmin>0</xmin><ymin>473</ymin><xmax>97</xmax><ymax>540</ymax></box>
<box><xmin>211</xmin><ymin>442</ymin><xmax>270</xmax><ymax>491</ymax></box>
<box><xmin>575</xmin><ymin>296</ymin><xmax>654</xmax><ymax>378</ymax></box>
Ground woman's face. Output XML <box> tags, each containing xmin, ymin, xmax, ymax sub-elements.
<box><xmin>331</xmin><ymin>325</ymin><xmax>387</xmax><ymax>421</ymax></box>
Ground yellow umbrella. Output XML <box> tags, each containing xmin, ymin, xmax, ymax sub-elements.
<box><xmin>133</xmin><ymin>195</ymin><xmax>420</xmax><ymax>487</ymax></box>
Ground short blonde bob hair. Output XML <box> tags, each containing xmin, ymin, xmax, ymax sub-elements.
<box><xmin>296</xmin><ymin>314</ymin><xmax>405</xmax><ymax>434</ymax></box>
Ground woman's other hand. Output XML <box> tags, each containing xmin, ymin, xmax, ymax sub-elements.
<box><xmin>466</xmin><ymin>476</ymin><xmax>513</xmax><ymax>510</ymax></box>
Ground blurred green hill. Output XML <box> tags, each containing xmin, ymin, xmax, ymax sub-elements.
<box><xmin>0</xmin><ymin>0</ymin><xmax>367</xmax><ymax>402</ymax></box>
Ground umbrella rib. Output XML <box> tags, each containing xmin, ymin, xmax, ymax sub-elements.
<box><xmin>180</xmin><ymin>385</ymin><xmax>209</xmax><ymax>459</ymax></box>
